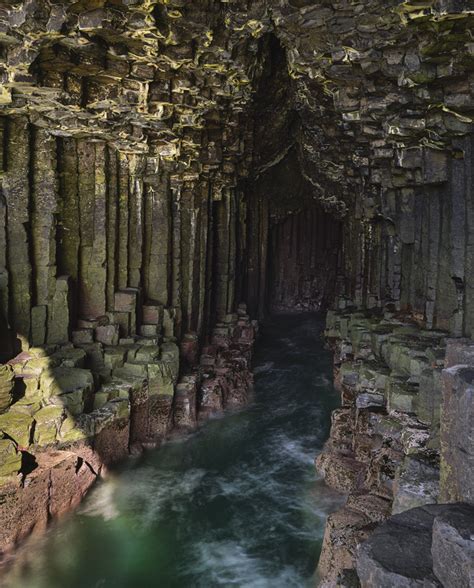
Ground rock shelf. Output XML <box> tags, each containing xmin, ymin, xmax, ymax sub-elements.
<box><xmin>1</xmin><ymin>0</ymin><xmax>474</xmax><ymax>583</ymax></box>
<box><xmin>317</xmin><ymin>308</ymin><xmax>474</xmax><ymax>585</ymax></box>
<box><xmin>0</xmin><ymin>302</ymin><xmax>257</xmax><ymax>559</ymax></box>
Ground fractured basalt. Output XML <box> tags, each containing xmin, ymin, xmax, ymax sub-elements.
<box><xmin>1</xmin><ymin>0</ymin><xmax>474</xmax><ymax>581</ymax></box>
<box><xmin>0</xmin><ymin>302</ymin><xmax>257</xmax><ymax>560</ymax></box>
<box><xmin>317</xmin><ymin>308</ymin><xmax>474</xmax><ymax>585</ymax></box>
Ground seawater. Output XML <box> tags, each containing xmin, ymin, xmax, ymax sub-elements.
<box><xmin>3</xmin><ymin>313</ymin><xmax>343</xmax><ymax>588</ymax></box>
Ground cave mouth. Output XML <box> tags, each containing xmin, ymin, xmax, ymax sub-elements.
<box><xmin>237</xmin><ymin>35</ymin><xmax>344</xmax><ymax>320</ymax></box>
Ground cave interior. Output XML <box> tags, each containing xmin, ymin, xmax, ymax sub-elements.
<box><xmin>1</xmin><ymin>2</ymin><xmax>474</xmax><ymax>585</ymax></box>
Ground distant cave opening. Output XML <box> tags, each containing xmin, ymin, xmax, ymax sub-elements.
<box><xmin>268</xmin><ymin>204</ymin><xmax>342</xmax><ymax>314</ymax></box>
<box><xmin>238</xmin><ymin>34</ymin><xmax>343</xmax><ymax>319</ymax></box>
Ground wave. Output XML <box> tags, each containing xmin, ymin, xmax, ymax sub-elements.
<box><xmin>253</xmin><ymin>361</ymin><xmax>275</xmax><ymax>375</ymax></box>
<box><xmin>188</xmin><ymin>540</ymin><xmax>305</xmax><ymax>588</ymax></box>
<box><xmin>79</xmin><ymin>479</ymin><xmax>120</xmax><ymax>521</ymax></box>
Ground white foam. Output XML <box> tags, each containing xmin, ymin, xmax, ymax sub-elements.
<box><xmin>80</xmin><ymin>479</ymin><xmax>120</xmax><ymax>521</ymax></box>
<box><xmin>117</xmin><ymin>466</ymin><xmax>208</xmax><ymax>527</ymax></box>
<box><xmin>313</xmin><ymin>373</ymin><xmax>331</xmax><ymax>387</ymax></box>
<box><xmin>189</xmin><ymin>540</ymin><xmax>305</xmax><ymax>588</ymax></box>
<box><xmin>253</xmin><ymin>361</ymin><xmax>275</xmax><ymax>375</ymax></box>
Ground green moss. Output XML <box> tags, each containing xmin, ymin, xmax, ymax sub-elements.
<box><xmin>0</xmin><ymin>437</ymin><xmax>21</xmax><ymax>481</ymax></box>
<box><xmin>33</xmin><ymin>406</ymin><xmax>64</xmax><ymax>446</ymax></box>
<box><xmin>0</xmin><ymin>411</ymin><xmax>33</xmax><ymax>448</ymax></box>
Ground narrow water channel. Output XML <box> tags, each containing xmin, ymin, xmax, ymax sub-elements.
<box><xmin>3</xmin><ymin>313</ymin><xmax>342</xmax><ymax>588</ymax></box>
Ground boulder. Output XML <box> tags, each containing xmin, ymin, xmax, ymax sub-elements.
<box><xmin>431</xmin><ymin>504</ymin><xmax>474</xmax><ymax>588</ymax></box>
<box><xmin>357</xmin><ymin>505</ymin><xmax>454</xmax><ymax>587</ymax></box>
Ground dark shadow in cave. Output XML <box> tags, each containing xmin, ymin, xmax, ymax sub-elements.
<box><xmin>237</xmin><ymin>34</ymin><xmax>343</xmax><ymax>320</ymax></box>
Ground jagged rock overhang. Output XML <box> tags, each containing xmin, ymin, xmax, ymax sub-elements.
<box><xmin>1</xmin><ymin>0</ymin><xmax>474</xmax><ymax>332</ymax></box>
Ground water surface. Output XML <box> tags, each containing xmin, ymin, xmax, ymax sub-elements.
<box><xmin>3</xmin><ymin>313</ymin><xmax>342</xmax><ymax>588</ymax></box>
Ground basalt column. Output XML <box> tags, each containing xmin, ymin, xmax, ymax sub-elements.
<box><xmin>238</xmin><ymin>36</ymin><xmax>343</xmax><ymax>319</ymax></box>
<box><xmin>268</xmin><ymin>207</ymin><xmax>342</xmax><ymax>313</ymax></box>
<box><xmin>1</xmin><ymin>1</ymin><xmax>474</xmax><ymax>584</ymax></box>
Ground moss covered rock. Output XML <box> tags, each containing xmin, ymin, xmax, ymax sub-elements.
<box><xmin>0</xmin><ymin>411</ymin><xmax>33</xmax><ymax>448</ymax></box>
<box><xmin>33</xmin><ymin>405</ymin><xmax>65</xmax><ymax>446</ymax></box>
<box><xmin>0</xmin><ymin>364</ymin><xmax>14</xmax><ymax>413</ymax></box>
<box><xmin>0</xmin><ymin>437</ymin><xmax>21</xmax><ymax>482</ymax></box>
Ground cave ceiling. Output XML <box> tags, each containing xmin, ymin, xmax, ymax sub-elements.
<box><xmin>1</xmin><ymin>0</ymin><xmax>473</xmax><ymax>219</ymax></box>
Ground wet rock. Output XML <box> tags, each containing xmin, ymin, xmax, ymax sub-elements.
<box><xmin>198</xmin><ymin>376</ymin><xmax>224</xmax><ymax>419</ymax></box>
<box><xmin>92</xmin><ymin>401</ymin><xmax>131</xmax><ymax>466</ymax></box>
<box><xmin>173</xmin><ymin>375</ymin><xmax>198</xmax><ymax>432</ymax></box>
<box><xmin>431</xmin><ymin>504</ymin><xmax>474</xmax><ymax>588</ymax></box>
<box><xmin>392</xmin><ymin>456</ymin><xmax>440</xmax><ymax>514</ymax></box>
<box><xmin>316</xmin><ymin>452</ymin><xmax>367</xmax><ymax>493</ymax></box>
<box><xmin>440</xmin><ymin>364</ymin><xmax>474</xmax><ymax>503</ymax></box>
<box><xmin>356</xmin><ymin>505</ymin><xmax>446</xmax><ymax>587</ymax></box>
<box><xmin>319</xmin><ymin>311</ymin><xmax>447</xmax><ymax>584</ymax></box>
<box><xmin>0</xmin><ymin>450</ymin><xmax>98</xmax><ymax>556</ymax></box>
<box><xmin>1</xmin><ymin>0</ymin><xmax>473</xmax><ymax>569</ymax></box>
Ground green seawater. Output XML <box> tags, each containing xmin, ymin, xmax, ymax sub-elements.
<box><xmin>3</xmin><ymin>313</ymin><xmax>342</xmax><ymax>588</ymax></box>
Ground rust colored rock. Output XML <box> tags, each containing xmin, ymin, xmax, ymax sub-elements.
<box><xmin>147</xmin><ymin>394</ymin><xmax>173</xmax><ymax>444</ymax></box>
<box><xmin>94</xmin><ymin>418</ymin><xmax>130</xmax><ymax>467</ymax></box>
<box><xmin>48</xmin><ymin>452</ymin><xmax>97</xmax><ymax>518</ymax></box>
<box><xmin>173</xmin><ymin>375</ymin><xmax>198</xmax><ymax>432</ymax></box>
<box><xmin>0</xmin><ymin>450</ymin><xmax>97</xmax><ymax>558</ymax></box>
<box><xmin>198</xmin><ymin>376</ymin><xmax>224</xmax><ymax>419</ymax></box>
<box><xmin>316</xmin><ymin>452</ymin><xmax>368</xmax><ymax>494</ymax></box>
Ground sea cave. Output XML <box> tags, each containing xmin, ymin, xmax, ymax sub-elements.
<box><xmin>0</xmin><ymin>2</ymin><xmax>474</xmax><ymax>587</ymax></box>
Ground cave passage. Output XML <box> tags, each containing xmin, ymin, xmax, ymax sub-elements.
<box><xmin>237</xmin><ymin>35</ymin><xmax>344</xmax><ymax>320</ymax></box>
<box><xmin>0</xmin><ymin>29</ymin><xmax>348</xmax><ymax>587</ymax></box>
<box><xmin>3</xmin><ymin>314</ymin><xmax>342</xmax><ymax>588</ymax></box>
<box><xmin>4</xmin><ymin>2</ymin><xmax>474</xmax><ymax>586</ymax></box>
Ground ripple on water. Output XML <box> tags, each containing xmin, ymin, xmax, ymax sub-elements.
<box><xmin>253</xmin><ymin>361</ymin><xmax>275</xmax><ymax>375</ymax></box>
<box><xmin>188</xmin><ymin>540</ymin><xmax>306</xmax><ymax>588</ymax></box>
<box><xmin>1</xmin><ymin>313</ymin><xmax>342</xmax><ymax>588</ymax></box>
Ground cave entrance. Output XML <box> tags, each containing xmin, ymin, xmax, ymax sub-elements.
<box><xmin>237</xmin><ymin>35</ymin><xmax>343</xmax><ymax>319</ymax></box>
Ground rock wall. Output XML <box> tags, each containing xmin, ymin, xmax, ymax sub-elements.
<box><xmin>0</xmin><ymin>302</ymin><xmax>257</xmax><ymax>558</ymax></box>
<box><xmin>0</xmin><ymin>0</ymin><xmax>262</xmax><ymax>559</ymax></box>
<box><xmin>316</xmin><ymin>309</ymin><xmax>474</xmax><ymax>585</ymax></box>
<box><xmin>268</xmin><ymin>207</ymin><xmax>342</xmax><ymax>313</ymax></box>
<box><xmin>1</xmin><ymin>0</ymin><xmax>474</xmax><ymax>580</ymax></box>
<box><xmin>2</xmin><ymin>0</ymin><xmax>474</xmax><ymax>331</ymax></box>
